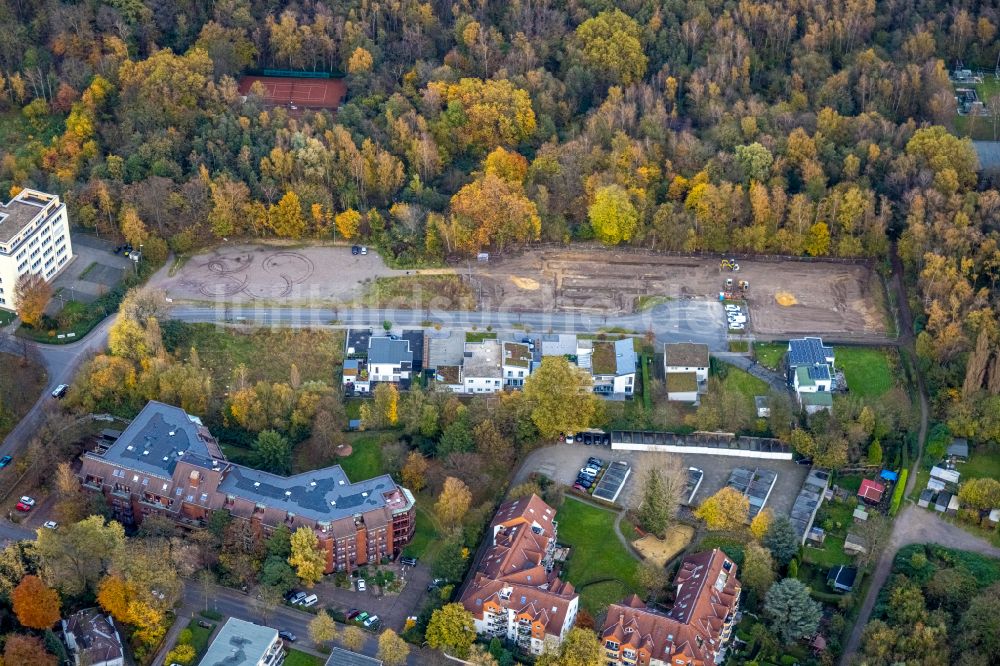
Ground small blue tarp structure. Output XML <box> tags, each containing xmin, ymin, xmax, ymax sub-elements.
<box><xmin>879</xmin><ymin>470</ymin><xmax>899</xmax><ymax>482</ymax></box>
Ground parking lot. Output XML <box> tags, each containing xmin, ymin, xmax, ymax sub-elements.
<box><xmin>310</xmin><ymin>560</ymin><xmax>432</xmax><ymax>632</ymax></box>
<box><xmin>515</xmin><ymin>443</ymin><xmax>810</xmax><ymax>517</ymax></box>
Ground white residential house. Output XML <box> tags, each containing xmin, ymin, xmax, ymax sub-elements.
<box><xmin>367</xmin><ymin>336</ymin><xmax>413</xmax><ymax>383</ymax></box>
<box><xmin>586</xmin><ymin>339</ymin><xmax>636</xmax><ymax>398</ymax></box>
<box><xmin>0</xmin><ymin>188</ymin><xmax>74</xmax><ymax>311</ymax></box>
<box><xmin>342</xmin><ymin>358</ymin><xmax>370</xmax><ymax>393</ymax></box>
<box><xmin>463</xmin><ymin>339</ymin><xmax>503</xmax><ymax>393</ymax></box>
<box><xmin>198</xmin><ymin>618</ymin><xmax>284</xmax><ymax>666</ymax></box>
<box><xmin>787</xmin><ymin>337</ymin><xmax>835</xmax><ymax>413</ymax></box>
<box><xmin>664</xmin><ymin>343</ymin><xmax>709</xmax><ymax>403</ymax></box>
<box><xmin>502</xmin><ymin>341</ymin><xmax>533</xmax><ymax>387</ymax></box>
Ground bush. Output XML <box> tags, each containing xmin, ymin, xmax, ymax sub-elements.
<box><xmin>200</xmin><ymin>609</ymin><xmax>223</xmax><ymax>621</ymax></box>
<box><xmin>889</xmin><ymin>469</ymin><xmax>907</xmax><ymax>515</ymax></box>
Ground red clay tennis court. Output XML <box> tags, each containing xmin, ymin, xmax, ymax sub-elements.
<box><xmin>237</xmin><ymin>75</ymin><xmax>347</xmax><ymax>112</ymax></box>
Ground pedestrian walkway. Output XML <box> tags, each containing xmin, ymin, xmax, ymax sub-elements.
<box><xmin>714</xmin><ymin>353</ymin><xmax>788</xmax><ymax>392</ymax></box>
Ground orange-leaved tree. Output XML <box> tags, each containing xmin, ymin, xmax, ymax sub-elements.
<box><xmin>12</xmin><ymin>574</ymin><xmax>61</xmax><ymax>629</ymax></box>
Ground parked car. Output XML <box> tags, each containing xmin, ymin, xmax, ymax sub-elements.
<box><xmin>724</xmin><ymin>304</ymin><xmax>742</xmax><ymax>312</ymax></box>
<box><xmin>357</xmin><ymin>579</ymin><xmax>367</xmax><ymax>592</ymax></box>
<box><xmin>587</xmin><ymin>457</ymin><xmax>604</xmax><ymax>468</ymax></box>
<box><xmin>288</xmin><ymin>591</ymin><xmax>307</xmax><ymax>605</ymax></box>
<box><xmin>363</xmin><ymin>615</ymin><xmax>380</xmax><ymax>628</ymax></box>
<box><xmin>283</xmin><ymin>589</ymin><xmax>302</xmax><ymax>602</ymax></box>
<box><xmin>360</xmin><ymin>246</ymin><xmax>368</xmax><ymax>255</ymax></box>
<box><xmin>572</xmin><ymin>483</ymin><xmax>587</xmax><ymax>492</ymax></box>
<box><xmin>300</xmin><ymin>594</ymin><xmax>318</xmax><ymax>607</ymax></box>
<box><xmin>278</xmin><ymin>630</ymin><xmax>296</xmax><ymax>642</ymax></box>
<box><xmin>356</xmin><ymin>612</ymin><xmax>370</xmax><ymax>623</ymax></box>
<box><xmin>0</xmin><ymin>455</ymin><xmax>12</xmax><ymax>469</ymax></box>
<box><xmin>400</xmin><ymin>556</ymin><xmax>418</xmax><ymax>567</ymax></box>
<box><xmin>564</xmin><ymin>433</ymin><xmax>575</xmax><ymax>444</ymax></box>
<box><xmin>727</xmin><ymin>314</ymin><xmax>747</xmax><ymax>323</ymax></box>
<box><xmin>347</xmin><ymin>609</ymin><xmax>361</xmax><ymax>620</ymax></box>
<box><xmin>576</xmin><ymin>479</ymin><xmax>592</xmax><ymax>490</ymax></box>
<box><xmin>42</xmin><ymin>521</ymin><xmax>58</xmax><ymax>530</ymax></box>
<box><xmin>729</xmin><ymin>323</ymin><xmax>746</xmax><ymax>330</ymax></box>
<box><xmin>351</xmin><ymin>245</ymin><xmax>360</xmax><ymax>255</ymax></box>
<box><xmin>51</xmin><ymin>384</ymin><xmax>69</xmax><ymax>399</ymax></box>
<box><xmin>197</xmin><ymin>620</ymin><xmax>213</xmax><ymax>629</ymax></box>
<box><xmin>15</xmin><ymin>496</ymin><xmax>35</xmax><ymax>512</ymax></box>
<box><xmin>580</xmin><ymin>466</ymin><xmax>599</xmax><ymax>476</ymax></box>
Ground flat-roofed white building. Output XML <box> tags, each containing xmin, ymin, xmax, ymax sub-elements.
<box><xmin>0</xmin><ymin>188</ymin><xmax>73</xmax><ymax>311</ymax></box>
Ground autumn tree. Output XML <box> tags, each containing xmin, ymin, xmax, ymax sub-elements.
<box><xmin>401</xmin><ymin>451</ymin><xmax>429</xmax><ymax>492</ymax></box>
<box><xmin>427</xmin><ymin>78</ymin><xmax>536</xmax><ymax>153</ymax></box>
<box><xmin>536</xmin><ymin>626</ymin><xmax>604</xmax><ymax>666</ymax></box>
<box><xmin>341</xmin><ymin>625</ymin><xmax>367</xmax><ymax>652</ymax></box>
<box><xmin>637</xmin><ymin>561</ymin><xmax>668</xmax><ymax>598</ymax></box>
<box><xmin>334</xmin><ymin>209</ymin><xmax>362</xmax><ymax>239</ymax></box>
<box><xmin>14</xmin><ymin>273</ymin><xmax>52</xmax><ymax>328</ymax></box>
<box><xmin>308</xmin><ymin>610</ymin><xmax>338</xmax><ymax>645</ymax></box>
<box><xmin>694</xmin><ymin>487</ymin><xmax>750</xmax><ymax>531</ymax></box>
<box><xmin>377</xmin><ymin>628</ymin><xmax>411</xmax><ymax>666</ymax></box>
<box><xmin>574</xmin><ymin>10</ymin><xmax>647</xmax><ymax>87</ymax></box>
<box><xmin>120</xmin><ymin>205</ymin><xmax>148</xmax><ymax>248</ymax></box>
<box><xmin>348</xmin><ymin>47</ymin><xmax>374</xmax><ymax>75</ymax></box>
<box><xmin>3</xmin><ymin>634</ymin><xmax>57</xmax><ymax>666</ymax></box>
<box><xmin>523</xmin><ymin>357</ymin><xmax>598</xmax><ymax>439</ymax></box>
<box><xmin>269</xmin><ymin>191</ymin><xmax>306</xmax><ymax>238</ymax></box>
<box><xmin>741</xmin><ymin>543</ymin><xmax>776</xmax><ymax>598</ymax></box>
<box><xmin>958</xmin><ymin>478</ymin><xmax>1000</xmax><ymax>510</ymax></box>
<box><xmin>12</xmin><ymin>575</ymin><xmax>61</xmax><ymax>629</ymax></box>
<box><xmin>435</xmin><ymin>477</ymin><xmax>472</xmax><ymax>525</ymax></box>
<box><xmin>589</xmin><ymin>185</ymin><xmax>639</xmax><ymax>246</ymax></box>
<box><xmin>426</xmin><ymin>603</ymin><xmax>477</xmax><ymax>657</ymax></box>
<box><xmin>448</xmin><ymin>172</ymin><xmax>541</xmax><ymax>255</ymax></box>
<box><xmin>35</xmin><ymin>515</ymin><xmax>125</xmax><ymax>596</ymax></box>
<box><xmin>750</xmin><ymin>509</ymin><xmax>772</xmax><ymax>541</ymax></box>
<box><xmin>288</xmin><ymin>526</ymin><xmax>325</xmax><ymax>587</ymax></box>
<box><xmin>373</xmin><ymin>382</ymin><xmax>399</xmax><ymax>426</ymax></box>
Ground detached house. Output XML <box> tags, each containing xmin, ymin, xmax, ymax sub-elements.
<box><xmin>367</xmin><ymin>336</ymin><xmax>413</xmax><ymax>385</ymax></box>
<box><xmin>664</xmin><ymin>343</ymin><xmax>709</xmax><ymax>403</ymax></box>
<box><xmin>503</xmin><ymin>342</ymin><xmax>533</xmax><ymax>388</ymax></box>
<box><xmin>787</xmin><ymin>337</ymin><xmax>834</xmax><ymax>413</ymax></box>
<box><xmin>588</xmin><ymin>339</ymin><xmax>637</xmax><ymax>398</ymax></box>
<box><xmin>460</xmin><ymin>495</ymin><xmax>579</xmax><ymax>656</ymax></box>
<box><xmin>602</xmin><ymin>550</ymin><xmax>741</xmax><ymax>666</ymax></box>
<box><xmin>463</xmin><ymin>339</ymin><xmax>503</xmax><ymax>393</ymax></box>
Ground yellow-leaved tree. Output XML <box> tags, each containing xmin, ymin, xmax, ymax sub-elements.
<box><xmin>694</xmin><ymin>487</ymin><xmax>750</xmax><ymax>531</ymax></box>
<box><xmin>288</xmin><ymin>526</ymin><xmax>325</xmax><ymax>587</ymax></box>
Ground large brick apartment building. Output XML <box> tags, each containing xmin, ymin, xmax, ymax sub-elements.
<box><xmin>602</xmin><ymin>550</ymin><xmax>741</xmax><ymax>666</ymax></box>
<box><xmin>79</xmin><ymin>401</ymin><xmax>415</xmax><ymax>573</ymax></box>
<box><xmin>459</xmin><ymin>494</ymin><xmax>579</xmax><ymax>656</ymax></box>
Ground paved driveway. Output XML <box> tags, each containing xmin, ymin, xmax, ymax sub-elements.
<box><xmin>313</xmin><ymin>561</ymin><xmax>432</xmax><ymax>632</ymax></box>
<box><xmin>514</xmin><ymin>443</ymin><xmax>810</xmax><ymax>517</ymax></box>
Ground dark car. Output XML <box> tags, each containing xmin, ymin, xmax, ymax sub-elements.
<box><xmin>278</xmin><ymin>630</ymin><xmax>296</xmax><ymax>642</ymax></box>
<box><xmin>400</xmin><ymin>555</ymin><xmax>418</xmax><ymax>567</ymax></box>
<box><xmin>602</xmin><ymin>434</ymin><xmax>612</xmax><ymax>446</ymax></box>
<box><xmin>576</xmin><ymin>477</ymin><xmax>593</xmax><ymax>489</ymax></box>
<box><xmin>347</xmin><ymin>608</ymin><xmax>361</xmax><ymax>620</ymax></box>
<box><xmin>0</xmin><ymin>456</ymin><xmax>12</xmax><ymax>469</ymax></box>
<box><xmin>588</xmin><ymin>457</ymin><xmax>604</xmax><ymax>468</ymax></box>
<box><xmin>351</xmin><ymin>245</ymin><xmax>360</xmax><ymax>255</ymax></box>
<box><xmin>283</xmin><ymin>589</ymin><xmax>301</xmax><ymax>602</ymax></box>
<box><xmin>197</xmin><ymin>620</ymin><xmax>213</xmax><ymax>629</ymax></box>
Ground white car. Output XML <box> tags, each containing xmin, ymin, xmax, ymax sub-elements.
<box><xmin>724</xmin><ymin>304</ymin><xmax>742</xmax><ymax>312</ymax></box>
<box><xmin>360</xmin><ymin>246</ymin><xmax>368</xmax><ymax>255</ymax></box>
<box><xmin>580</xmin><ymin>467</ymin><xmax>599</xmax><ymax>477</ymax></box>
<box><xmin>363</xmin><ymin>614</ymin><xmax>380</xmax><ymax>628</ymax></box>
<box><xmin>357</xmin><ymin>579</ymin><xmax>367</xmax><ymax>592</ymax></box>
<box><xmin>42</xmin><ymin>521</ymin><xmax>58</xmax><ymax>530</ymax></box>
<box><xmin>730</xmin><ymin>323</ymin><xmax>746</xmax><ymax>330</ymax></box>
<box><xmin>18</xmin><ymin>496</ymin><xmax>35</xmax><ymax>507</ymax></box>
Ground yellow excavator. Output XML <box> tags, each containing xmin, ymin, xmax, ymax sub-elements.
<box><xmin>720</xmin><ymin>258</ymin><xmax>740</xmax><ymax>271</ymax></box>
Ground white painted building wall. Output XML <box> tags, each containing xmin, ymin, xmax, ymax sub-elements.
<box><xmin>611</xmin><ymin>442</ymin><xmax>793</xmax><ymax>460</ymax></box>
<box><xmin>0</xmin><ymin>190</ymin><xmax>74</xmax><ymax>311</ymax></box>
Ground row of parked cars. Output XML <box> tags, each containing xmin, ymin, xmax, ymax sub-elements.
<box><xmin>725</xmin><ymin>303</ymin><xmax>747</xmax><ymax>331</ymax></box>
<box><xmin>573</xmin><ymin>456</ymin><xmax>606</xmax><ymax>492</ymax></box>
<box><xmin>346</xmin><ymin>608</ymin><xmax>381</xmax><ymax>629</ymax></box>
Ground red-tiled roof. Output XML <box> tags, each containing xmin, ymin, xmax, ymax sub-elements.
<box><xmin>602</xmin><ymin>550</ymin><xmax>741</xmax><ymax>665</ymax></box>
<box><xmin>858</xmin><ymin>479</ymin><xmax>885</xmax><ymax>502</ymax></box>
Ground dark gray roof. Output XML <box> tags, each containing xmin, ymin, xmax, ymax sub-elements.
<box><xmin>368</xmin><ymin>336</ymin><xmax>413</xmax><ymax>365</ymax></box>
<box><xmin>787</xmin><ymin>337</ymin><xmax>833</xmax><ymax>367</ymax></box>
<box><xmin>614</xmin><ymin>338</ymin><xmax>636</xmax><ymax>375</ymax></box>
<box><xmin>401</xmin><ymin>330</ymin><xmax>425</xmax><ymax>369</ymax></box>
<box><xmin>96</xmin><ymin>401</ymin><xmax>220</xmax><ymax>478</ymax></box>
<box><xmin>974</xmin><ymin>141</ymin><xmax>1000</xmax><ymax>171</ymax></box>
<box><xmin>326</xmin><ymin>647</ymin><xmax>382</xmax><ymax>666</ymax></box>
<box><xmin>827</xmin><ymin>565</ymin><xmax>857</xmax><ymax>589</ymax></box>
<box><xmin>947</xmin><ymin>438</ymin><xmax>969</xmax><ymax>458</ymax></box>
<box><xmin>217</xmin><ymin>464</ymin><xmax>407</xmax><ymax>523</ymax></box>
<box><xmin>346</xmin><ymin>328</ymin><xmax>373</xmax><ymax>355</ymax></box>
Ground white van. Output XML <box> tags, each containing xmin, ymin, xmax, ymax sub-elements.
<box><xmin>300</xmin><ymin>594</ymin><xmax>319</xmax><ymax>607</ymax></box>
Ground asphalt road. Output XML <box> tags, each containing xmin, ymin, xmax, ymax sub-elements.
<box><xmin>170</xmin><ymin>299</ymin><xmax>729</xmax><ymax>350</ymax></box>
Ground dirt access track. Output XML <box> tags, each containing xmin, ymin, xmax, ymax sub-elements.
<box><xmin>470</xmin><ymin>247</ymin><xmax>887</xmax><ymax>336</ymax></box>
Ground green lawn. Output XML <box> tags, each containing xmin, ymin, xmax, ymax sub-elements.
<box><xmin>465</xmin><ymin>331</ymin><xmax>497</xmax><ymax>342</ymax></box>
<box><xmin>802</xmin><ymin>534</ymin><xmax>853</xmax><ymax>569</ymax></box>
<box><xmin>337</xmin><ymin>434</ymin><xmax>386</xmax><ymax>480</ymax></box>
<box><xmin>753</xmin><ymin>343</ymin><xmax>786</xmax><ymax>370</ymax></box>
<box><xmin>403</xmin><ymin>502</ymin><xmax>442</xmax><ymax>559</ymax></box>
<box><xmin>161</xmin><ymin>322</ymin><xmax>344</xmax><ymax>388</ymax></box>
<box><xmin>835</xmin><ymin>347</ymin><xmax>894</xmax><ymax>398</ymax></box>
<box><xmin>961</xmin><ymin>448</ymin><xmax>1000</xmax><ymax>481</ymax></box>
<box><xmin>723</xmin><ymin>367</ymin><xmax>769</xmax><ymax>398</ymax></box>
<box><xmin>555</xmin><ymin>497</ymin><xmax>641</xmax><ymax>613</ymax></box>
<box><xmin>284</xmin><ymin>649</ymin><xmax>325</xmax><ymax>666</ymax></box>
<box><xmin>186</xmin><ymin>618</ymin><xmax>214</xmax><ymax>655</ymax></box>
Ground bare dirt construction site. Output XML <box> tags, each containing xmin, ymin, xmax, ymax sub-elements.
<box><xmin>470</xmin><ymin>248</ymin><xmax>887</xmax><ymax>336</ymax></box>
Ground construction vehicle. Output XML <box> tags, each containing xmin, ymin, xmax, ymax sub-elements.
<box><xmin>738</xmin><ymin>280</ymin><xmax>750</xmax><ymax>291</ymax></box>
<box><xmin>720</xmin><ymin>258</ymin><xmax>740</xmax><ymax>271</ymax></box>
<box><xmin>725</xmin><ymin>278</ymin><xmax>734</xmax><ymax>289</ymax></box>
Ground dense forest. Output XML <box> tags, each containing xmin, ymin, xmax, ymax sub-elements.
<box><xmin>3</xmin><ymin>0</ymin><xmax>998</xmax><ymax>439</ymax></box>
